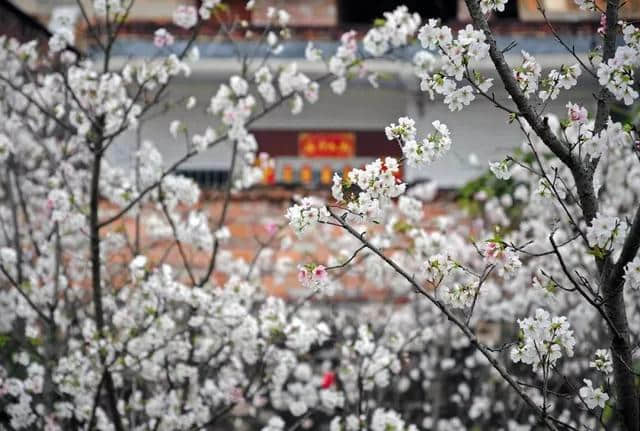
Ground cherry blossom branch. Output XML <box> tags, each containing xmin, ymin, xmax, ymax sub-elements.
<box><xmin>98</xmin><ymin>73</ymin><xmax>332</xmax><ymax>229</ymax></box>
<box><xmin>505</xmin><ymin>234</ymin><xmax>580</xmax><ymax>257</ymax></box>
<box><xmin>463</xmin><ymin>0</ymin><xmax>599</xmax><ymax>224</ymax></box>
<box><xmin>158</xmin><ymin>184</ymin><xmax>197</xmax><ymax>286</ymax></box>
<box><xmin>6</xmin><ymin>160</ymin><xmax>23</xmax><ymax>285</ymax></box>
<box><xmin>75</xmin><ymin>0</ymin><xmax>105</xmax><ymax>51</ymax></box>
<box><xmin>548</xmin><ymin>232</ymin><xmax>621</xmax><ymax>339</ymax></box>
<box><xmin>13</xmin><ymin>167</ymin><xmax>41</xmax><ymax>258</ymax></box>
<box><xmin>0</xmin><ymin>74</ymin><xmax>76</xmax><ymax>135</ymax></box>
<box><xmin>536</xmin><ymin>1</ymin><xmax>597</xmax><ymax>80</ymax></box>
<box><xmin>465</xmin><ymin>263</ymin><xmax>495</xmax><ymax>326</ymax></box>
<box><xmin>517</xmin><ymin>122</ymin><xmax>590</xmax><ymax>247</ymax></box>
<box><xmin>549</xmin><ymin>363</ymin><xmax>610</xmax><ymax>429</ymax></box>
<box><xmin>326</xmin><ymin>245</ymin><xmax>368</xmax><ymax>271</ymax></box>
<box><xmin>89</xmin><ymin>123</ymin><xmax>125</xmax><ymax>431</ymax></box>
<box><xmin>245</xmin><ymin>224</ymin><xmax>285</xmax><ymax>280</ymax></box>
<box><xmin>0</xmin><ymin>264</ymin><xmax>53</xmax><ymax>325</ymax></box>
<box><xmin>608</xmin><ymin>204</ymin><xmax>640</xmax><ymax>295</ymax></box>
<box><xmin>327</xmin><ymin>207</ymin><xmax>560</xmax><ymax>430</ymax></box>
<box><xmin>198</xmin><ymin>139</ymin><xmax>239</xmax><ymax>286</ymax></box>
<box><xmin>463</xmin><ymin>65</ymin><xmax>520</xmax><ymax>116</ymax></box>
<box><xmin>87</xmin><ymin>370</ymin><xmax>107</xmax><ymax>430</ymax></box>
<box><xmin>464</xmin><ymin>1</ymin><xmax>638</xmax><ymax>427</ymax></box>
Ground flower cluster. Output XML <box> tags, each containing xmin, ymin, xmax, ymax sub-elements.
<box><xmin>363</xmin><ymin>6</ymin><xmax>421</xmax><ymax>57</ymax></box>
<box><xmin>539</xmin><ymin>63</ymin><xmax>582</xmax><ymax>101</ymax></box>
<box><xmin>304</xmin><ymin>41</ymin><xmax>323</xmax><ymax>62</ymax></box>
<box><xmin>574</xmin><ymin>0</ymin><xmax>598</xmax><ymax>11</ymax></box>
<box><xmin>489</xmin><ymin>159</ymin><xmax>512</xmax><ymax>180</ymax></box>
<box><xmin>278</xmin><ymin>63</ymin><xmax>319</xmax><ymax>114</ymax></box>
<box><xmin>297</xmin><ymin>264</ymin><xmax>329</xmax><ymax>290</ymax></box>
<box><xmin>589</xmin><ymin>349</ymin><xmax>613</xmax><ymax>374</ymax></box>
<box><xmin>582</xmin><ymin>118</ymin><xmax>630</xmax><ymax>159</ymax></box>
<box><xmin>93</xmin><ymin>0</ymin><xmax>130</xmax><ymax>17</ymax></box>
<box><xmin>129</xmin><ymin>255</ymin><xmax>148</xmax><ymax>281</ymax></box>
<box><xmin>566</xmin><ymin>102</ymin><xmax>588</xmax><ymax>124</ymax></box>
<box><xmin>210</xmin><ymin>75</ymin><xmax>255</xmax><ymax>128</ymax></box>
<box><xmin>586</xmin><ymin>213</ymin><xmax>627</xmax><ymax>253</ymax></box>
<box><xmin>262</xmin><ymin>6</ymin><xmax>292</xmax><ymax>55</ymax></box>
<box><xmin>443</xmin><ymin>277</ymin><xmax>479</xmax><ymax>309</ymax></box>
<box><xmin>597</xmin><ymin>22</ymin><xmax>640</xmax><ymax>105</ymax></box>
<box><xmin>173</xmin><ymin>5</ymin><xmax>198</xmax><ymax>29</ymax></box>
<box><xmin>49</xmin><ymin>27</ymin><xmax>74</xmax><ymax>55</ymax></box>
<box><xmin>64</xmin><ymin>66</ymin><xmax>144</xmax><ymax>136</ymax></box>
<box><xmin>513</xmin><ymin>51</ymin><xmax>542</xmax><ymax>98</ymax></box>
<box><xmin>206</xmin><ymin>74</ymin><xmax>277</xmax><ymax>188</ymax></box>
<box><xmin>412</xmin><ymin>50</ymin><xmax>436</xmax><ymax>78</ymax></box>
<box><xmin>480</xmin><ymin>0</ymin><xmax>509</xmax><ymax>14</ymax></box>
<box><xmin>285</xmin><ymin>198</ymin><xmax>330</xmax><ymax>236</ymax></box>
<box><xmin>198</xmin><ymin>0</ymin><xmax>222</xmax><ymax>20</ymax></box>
<box><xmin>423</xmin><ymin>253</ymin><xmax>453</xmax><ymax>285</ymax></box>
<box><xmin>121</xmin><ymin>53</ymin><xmax>192</xmax><ymax>93</ymax></box>
<box><xmin>482</xmin><ymin>240</ymin><xmax>521</xmax><ymax>277</ymax></box>
<box><xmin>371</xmin><ymin>408</ymin><xmax>418</xmax><ymax>431</ymax></box>
<box><xmin>397</xmin><ymin>196</ymin><xmax>424</xmax><ymax>222</ymax></box>
<box><xmin>153</xmin><ymin>28</ymin><xmax>174</xmax><ymax>48</ymax></box>
<box><xmin>624</xmin><ymin>256</ymin><xmax>640</xmax><ymax>289</ymax></box>
<box><xmin>328</xmin><ymin>31</ymin><xmax>358</xmax><ymax>94</ymax></box>
<box><xmin>385</xmin><ymin>117</ymin><xmax>452</xmax><ymax>166</ymax></box>
<box><xmin>579</xmin><ymin>379</ymin><xmax>609</xmax><ymax>409</ymax></box>
<box><xmin>331</xmin><ymin>157</ymin><xmax>406</xmax><ymax>221</ymax></box>
<box><xmin>417</xmin><ymin>22</ymin><xmax>491</xmax><ymax>111</ymax></box>
<box><xmin>511</xmin><ymin>309</ymin><xmax>576</xmax><ymax>371</ymax></box>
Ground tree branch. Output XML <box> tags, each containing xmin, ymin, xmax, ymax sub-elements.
<box><xmin>328</xmin><ymin>208</ymin><xmax>559</xmax><ymax>430</ymax></box>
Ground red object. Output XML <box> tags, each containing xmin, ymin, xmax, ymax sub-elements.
<box><xmin>381</xmin><ymin>159</ymin><xmax>403</xmax><ymax>181</ymax></box>
<box><xmin>321</xmin><ymin>371</ymin><xmax>336</xmax><ymax>389</ymax></box>
<box><xmin>393</xmin><ymin>167</ymin><xmax>403</xmax><ymax>181</ymax></box>
<box><xmin>253</xmin><ymin>130</ymin><xmax>402</xmax><ymax>158</ymax></box>
<box><xmin>263</xmin><ymin>165</ymin><xmax>275</xmax><ymax>185</ymax></box>
<box><xmin>342</xmin><ymin>165</ymin><xmax>352</xmax><ymax>179</ymax></box>
<box><xmin>282</xmin><ymin>164</ymin><xmax>294</xmax><ymax>183</ymax></box>
<box><xmin>300</xmin><ymin>164</ymin><xmax>313</xmax><ymax>184</ymax></box>
<box><xmin>320</xmin><ymin>165</ymin><xmax>333</xmax><ymax>185</ymax></box>
<box><xmin>298</xmin><ymin>133</ymin><xmax>356</xmax><ymax>158</ymax></box>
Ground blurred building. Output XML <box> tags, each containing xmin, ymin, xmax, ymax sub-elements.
<box><xmin>7</xmin><ymin>0</ymin><xmax>634</xmax><ymax>187</ymax></box>
<box><xmin>0</xmin><ymin>0</ymin><xmax>54</xmax><ymax>48</ymax></box>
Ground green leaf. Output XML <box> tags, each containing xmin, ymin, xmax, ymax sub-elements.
<box><xmin>601</xmin><ymin>400</ymin><xmax>614</xmax><ymax>424</ymax></box>
<box><xmin>373</xmin><ymin>18</ymin><xmax>386</xmax><ymax>27</ymax></box>
<box><xmin>588</xmin><ymin>246</ymin><xmax>606</xmax><ymax>260</ymax></box>
<box><xmin>215</xmin><ymin>2</ymin><xmax>229</xmax><ymax>12</ymax></box>
<box><xmin>0</xmin><ymin>334</ymin><xmax>10</xmax><ymax>348</ymax></box>
<box><xmin>392</xmin><ymin>219</ymin><xmax>412</xmax><ymax>234</ymax></box>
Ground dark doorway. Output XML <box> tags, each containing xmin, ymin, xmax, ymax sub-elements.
<box><xmin>496</xmin><ymin>0</ymin><xmax>518</xmax><ymax>18</ymax></box>
<box><xmin>339</xmin><ymin>0</ymin><xmax>458</xmax><ymax>25</ymax></box>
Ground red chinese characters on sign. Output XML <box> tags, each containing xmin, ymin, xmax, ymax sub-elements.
<box><xmin>298</xmin><ymin>133</ymin><xmax>356</xmax><ymax>158</ymax></box>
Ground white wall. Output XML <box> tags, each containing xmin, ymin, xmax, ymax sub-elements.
<box><xmin>107</xmin><ymin>57</ymin><xmax>601</xmax><ymax>188</ymax></box>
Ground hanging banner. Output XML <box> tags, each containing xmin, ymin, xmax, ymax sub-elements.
<box><xmin>298</xmin><ymin>132</ymin><xmax>356</xmax><ymax>158</ymax></box>
<box><xmin>282</xmin><ymin>164</ymin><xmax>294</xmax><ymax>183</ymax></box>
<box><xmin>300</xmin><ymin>164</ymin><xmax>313</xmax><ymax>184</ymax></box>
